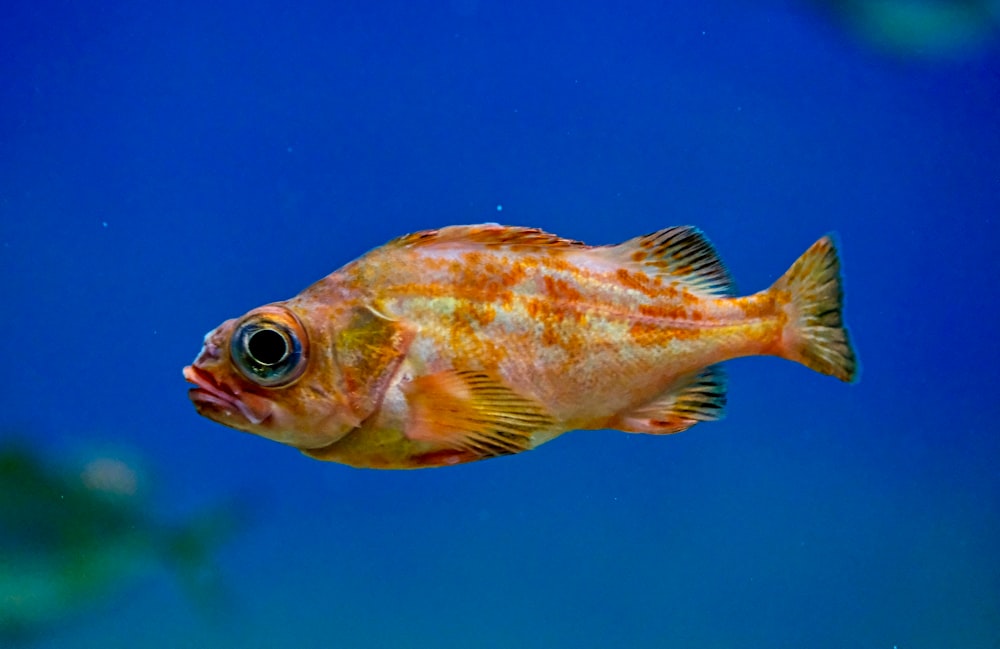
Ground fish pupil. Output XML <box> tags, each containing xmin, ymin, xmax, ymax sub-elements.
<box><xmin>229</xmin><ymin>308</ymin><xmax>308</xmax><ymax>388</ymax></box>
<box><xmin>247</xmin><ymin>329</ymin><xmax>289</xmax><ymax>366</ymax></box>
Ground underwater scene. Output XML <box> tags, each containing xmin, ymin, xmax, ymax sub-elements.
<box><xmin>2</xmin><ymin>1</ymin><xmax>998</xmax><ymax>647</ymax></box>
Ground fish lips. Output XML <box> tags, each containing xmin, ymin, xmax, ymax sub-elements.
<box><xmin>183</xmin><ymin>365</ymin><xmax>273</xmax><ymax>426</ymax></box>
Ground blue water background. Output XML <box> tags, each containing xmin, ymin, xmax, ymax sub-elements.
<box><xmin>2</xmin><ymin>1</ymin><xmax>998</xmax><ymax>647</ymax></box>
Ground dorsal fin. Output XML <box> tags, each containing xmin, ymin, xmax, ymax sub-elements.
<box><xmin>387</xmin><ymin>224</ymin><xmax>586</xmax><ymax>251</ymax></box>
<box><xmin>603</xmin><ymin>226</ymin><xmax>736</xmax><ymax>297</ymax></box>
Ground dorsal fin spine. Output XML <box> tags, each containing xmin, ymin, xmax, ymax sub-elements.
<box><xmin>606</xmin><ymin>226</ymin><xmax>736</xmax><ymax>297</ymax></box>
<box><xmin>388</xmin><ymin>224</ymin><xmax>586</xmax><ymax>251</ymax></box>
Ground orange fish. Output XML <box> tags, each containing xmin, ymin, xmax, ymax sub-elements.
<box><xmin>183</xmin><ymin>224</ymin><xmax>857</xmax><ymax>469</ymax></box>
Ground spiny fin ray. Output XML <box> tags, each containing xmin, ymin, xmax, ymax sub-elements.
<box><xmin>388</xmin><ymin>224</ymin><xmax>586</xmax><ymax>251</ymax></box>
<box><xmin>611</xmin><ymin>365</ymin><xmax>727</xmax><ymax>435</ymax></box>
<box><xmin>603</xmin><ymin>226</ymin><xmax>736</xmax><ymax>297</ymax></box>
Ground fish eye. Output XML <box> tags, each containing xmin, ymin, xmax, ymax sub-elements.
<box><xmin>230</xmin><ymin>307</ymin><xmax>308</xmax><ymax>388</ymax></box>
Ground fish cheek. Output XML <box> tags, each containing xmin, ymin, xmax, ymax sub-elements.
<box><xmin>332</xmin><ymin>305</ymin><xmax>413</xmax><ymax>422</ymax></box>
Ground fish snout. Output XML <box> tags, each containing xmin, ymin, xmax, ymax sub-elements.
<box><xmin>182</xmin><ymin>365</ymin><xmax>273</xmax><ymax>426</ymax></box>
<box><xmin>192</xmin><ymin>324</ymin><xmax>231</xmax><ymax>365</ymax></box>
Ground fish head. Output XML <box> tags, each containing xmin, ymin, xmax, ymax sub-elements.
<box><xmin>183</xmin><ymin>303</ymin><xmax>364</xmax><ymax>450</ymax></box>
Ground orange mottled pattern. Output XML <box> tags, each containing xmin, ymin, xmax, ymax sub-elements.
<box><xmin>345</xmin><ymin>238</ymin><xmax>756</xmax><ymax>421</ymax></box>
<box><xmin>184</xmin><ymin>224</ymin><xmax>856</xmax><ymax>469</ymax></box>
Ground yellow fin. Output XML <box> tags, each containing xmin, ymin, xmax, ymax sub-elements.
<box><xmin>602</xmin><ymin>226</ymin><xmax>736</xmax><ymax>297</ymax></box>
<box><xmin>771</xmin><ymin>235</ymin><xmax>858</xmax><ymax>383</ymax></box>
<box><xmin>611</xmin><ymin>365</ymin><xmax>727</xmax><ymax>434</ymax></box>
<box><xmin>402</xmin><ymin>370</ymin><xmax>556</xmax><ymax>458</ymax></box>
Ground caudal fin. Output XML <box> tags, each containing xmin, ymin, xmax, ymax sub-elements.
<box><xmin>771</xmin><ymin>235</ymin><xmax>859</xmax><ymax>383</ymax></box>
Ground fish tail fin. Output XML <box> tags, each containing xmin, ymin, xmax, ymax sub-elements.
<box><xmin>770</xmin><ymin>235</ymin><xmax>859</xmax><ymax>383</ymax></box>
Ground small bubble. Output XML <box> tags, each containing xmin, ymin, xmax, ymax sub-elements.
<box><xmin>496</xmin><ymin>204</ymin><xmax>503</xmax><ymax>212</ymax></box>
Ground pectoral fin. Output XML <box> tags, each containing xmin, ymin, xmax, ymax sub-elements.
<box><xmin>611</xmin><ymin>365</ymin><xmax>727</xmax><ymax>434</ymax></box>
<box><xmin>402</xmin><ymin>370</ymin><xmax>556</xmax><ymax>458</ymax></box>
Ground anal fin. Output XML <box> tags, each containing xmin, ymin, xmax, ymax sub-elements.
<box><xmin>402</xmin><ymin>370</ymin><xmax>556</xmax><ymax>458</ymax></box>
<box><xmin>611</xmin><ymin>365</ymin><xmax>727</xmax><ymax>435</ymax></box>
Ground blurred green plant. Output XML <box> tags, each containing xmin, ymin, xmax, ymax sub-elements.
<box><xmin>0</xmin><ymin>438</ymin><xmax>245</xmax><ymax>642</ymax></box>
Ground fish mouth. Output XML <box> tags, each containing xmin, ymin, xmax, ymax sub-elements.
<box><xmin>183</xmin><ymin>365</ymin><xmax>270</xmax><ymax>425</ymax></box>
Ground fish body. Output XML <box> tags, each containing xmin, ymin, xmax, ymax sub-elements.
<box><xmin>184</xmin><ymin>224</ymin><xmax>857</xmax><ymax>469</ymax></box>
